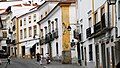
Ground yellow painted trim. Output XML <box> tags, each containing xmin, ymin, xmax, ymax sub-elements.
<box><xmin>61</xmin><ymin>4</ymin><xmax>70</xmax><ymax>51</ymax></box>
<box><xmin>16</xmin><ymin>18</ymin><xmax>20</xmax><ymax>56</ymax></box>
<box><xmin>92</xmin><ymin>0</ymin><xmax>95</xmax><ymax>25</ymax></box>
<box><xmin>112</xmin><ymin>5</ymin><xmax>114</xmax><ymax>27</ymax></box>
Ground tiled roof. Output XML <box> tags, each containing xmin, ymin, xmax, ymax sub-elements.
<box><xmin>23</xmin><ymin>4</ymin><xmax>31</xmax><ymax>6</ymax></box>
<box><xmin>1</xmin><ymin>12</ymin><xmax>9</xmax><ymax>15</ymax></box>
<box><xmin>0</xmin><ymin>9</ymin><xmax>5</xmax><ymax>11</ymax></box>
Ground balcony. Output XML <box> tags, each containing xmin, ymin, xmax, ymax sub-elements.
<box><xmin>6</xmin><ymin>38</ymin><xmax>11</xmax><ymax>44</ymax></box>
<box><xmin>12</xmin><ymin>25</ymin><xmax>16</xmax><ymax>31</ymax></box>
<box><xmin>94</xmin><ymin>21</ymin><xmax>101</xmax><ymax>34</ymax></box>
<box><xmin>11</xmin><ymin>39</ymin><xmax>16</xmax><ymax>45</ymax></box>
<box><xmin>87</xmin><ymin>21</ymin><xmax>112</xmax><ymax>39</ymax></box>
<box><xmin>49</xmin><ymin>32</ymin><xmax>54</xmax><ymax>41</ymax></box>
<box><xmin>54</xmin><ymin>29</ymin><xmax>58</xmax><ymax>39</ymax></box>
<box><xmin>8</xmin><ymin>28</ymin><xmax>13</xmax><ymax>34</ymax></box>
<box><xmin>86</xmin><ymin>27</ymin><xmax>92</xmax><ymax>38</ymax></box>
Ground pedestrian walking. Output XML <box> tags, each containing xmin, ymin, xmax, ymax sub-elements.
<box><xmin>32</xmin><ymin>52</ymin><xmax>35</xmax><ymax>59</ymax></box>
<box><xmin>39</xmin><ymin>54</ymin><xmax>43</xmax><ymax>65</ymax></box>
<box><xmin>36</xmin><ymin>53</ymin><xmax>40</xmax><ymax>62</ymax></box>
<box><xmin>7</xmin><ymin>56</ymin><xmax>11</xmax><ymax>64</ymax></box>
<box><xmin>46</xmin><ymin>53</ymin><xmax>50</xmax><ymax>64</ymax></box>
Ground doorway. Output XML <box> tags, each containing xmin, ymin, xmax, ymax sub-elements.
<box><xmin>30</xmin><ymin>44</ymin><xmax>36</xmax><ymax>58</ymax></box>
<box><xmin>101</xmin><ymin>43</ymin><xmax>106</xmax><ymax>68</ymax></box>
<box><xmin>95</xmin><ymin>45</ymin><xmax>100</xmax><ymax>68</ymax></box>
<box><xmin>22</xmin><ymin>46</ymin><xmax>25</xmax><ymax>57</ymax></box>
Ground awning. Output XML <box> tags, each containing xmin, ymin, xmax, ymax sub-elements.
<box><xmin>25</xmin><ymin>42</ymin><xmax>38</xmax><ymax>48</ymax></box>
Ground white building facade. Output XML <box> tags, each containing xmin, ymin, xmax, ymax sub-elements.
<box><xmin>77</xmin><ymin>0</ymin><xmax>119</xmax><ymax>68</ymax></box>
<box><xmin>16</xmin><ymin>1</ymin><xmax>58</xmax><ymax>58</ymax></box>
<box><xmin>37</xmin><ymin>1</ymin><xmax>77</xmax><ymax>64</ymax></box>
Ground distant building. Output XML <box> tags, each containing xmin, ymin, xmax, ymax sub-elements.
<box><xmin>16</xmin><ymin>1</ymin><xmax>59</xmax><ymax>58</ymax></box>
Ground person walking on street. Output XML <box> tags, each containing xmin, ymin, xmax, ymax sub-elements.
<box><xmin>39</xmin><ymin>54</ymin><xmax>43</xmax><ymax>65</ymax></box>
<box><xmin>32</xmin><ymin>52</ymin><xmax>35</xmax><ymax>59</ymax></box>
<box><xmin>36</xmin><ymin>53</ymin><xmax>40</xmax><ymax>62</ymax></box>
<box><xmin>46</xmin><ymin>53</ymin><xmax>50</xmax><ymax>64</ymax></box>
<box><xmin>7</xmin><ymin>56</ymin><xmax>11</xmax><ymax>64</ymax></box>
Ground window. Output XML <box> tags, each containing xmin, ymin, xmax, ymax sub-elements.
<box><xmin>56</xmin><ymin>42</ymin><xmax>58</xmax><ymax>55</ymax></box>
<box><xmin>40</xmin><ymin>29</ymin><xmax>43</xmax><ymax>38</ymax></box>
<box><xmin>20</xmin><ymin>30</ymin><xmax>23</xmax><ymax>39</ymax></box>
<box><xmin>2</xmin><ymin>21</ymin><xmax>7</xmax><ymax>28</ymax></box>
<box><xmin>80</xmin><ymin>25</ymin><xmax>83</xmax><ymax>41</ymax></box>
<box><xmin>45</xmin><ymin>11</ymin><xmax>47</xmax><ymax>16</ymax></box>
<box><xmin>55</xmin><ymin>18</ymin><xmax>58</xmax><ymax>29</ymax></box>
<box><xmin>88</xmin><ymin>17</ymin><xmax>92</xmax><ymax>27</ymax></box>
<box><xmin>24</xmin><ymin>28</ymin><xmax>26</xmax><ymax>38</ymax></box>
<box><xmin>51</xmin><ymin>21</ymin><xmax>54</xmax><ymax>31</ymax></box>
<box><xmin>44</xmin><ymin>26</ymin><xmax>47</xmax><ymax>35</ymax></box>
<box><xmin>101</xmin><ymin>7</ymin><xmax>105</xmax><ymax>16</ymax></box>
<box><xmin>29</xmin><ymin>27</ymin><xmax>32</xmax><ymax>37</ymax></box>
<box><xmin>48</xmin><ymin>20</ymin><xmax>51</xmax><ymax>33</ymax></box>
<box><xmin>118</xmin><ymin>1</ymin><xmax>120</xmax><ymax>18</ymax></box>
<box><xmin>33</xmin><ymin>14</ymin><xmax>36</xmax><ymax>22</ymax></box>
<box><xmin>24</xmin><ymin>18</ymin><xmax>26</xmax><ymax>25</ymax></box>
<box><xmin>89</xmin><ymin>44</ymin><xmax>93</xmax><ymax>61</ymax></box>
<box><xmin>94</xmin><ymin>12</ymin><xmax>98</xmax><ymax>24</ymax></box>
<box><xmin>2</xmin><ymin>31</ymin><xmax>7</xmax><ymax>38</ymax></box>
<box><xmin>34</xmin><ymin>25</ymin><xmax>37</xmax><ymax>35</ymax></box>
<box><xmin>81</xmin><ymin>46</ymin><xmax>84</xmax><ymax>60</ymax></box>
<box><xmin>41</xmin><ymin>15</ymin><xmax>43</xmax><ymax>20</ymax></box>
<box><xmin>20</xmin><ymin>20</ymin><xmax>22</xmax><ymax>26</ymax></box>
<box><xmin>29</xmin><ymin>16</ymin><xmax>31</xmax><ymax>23</ymax></box>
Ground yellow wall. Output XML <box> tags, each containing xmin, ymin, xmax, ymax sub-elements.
<box><xmin>61</xmin><ymin>4</ymin><xmax>70</xmax><ymax>51</ymax></box>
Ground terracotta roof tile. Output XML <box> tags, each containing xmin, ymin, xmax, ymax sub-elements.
<box><xmin>32</xmin><ymin>4</ymin><xmax>38</xmax><ymax>6</ymax></box>
<box><xmin>12</xmin><ymin>4</ymin><xmax>22</xmax><ymax>7</ymax></box>
<box><xmin>1</xmin><ymin>12</ymin><xmax>9</xmax><ymax>15</ymax></box>
<box><xmin>23</xmin><ymin>4</ymin><xmax>31</xmax><ymax>6</ymax></box>
<box><xmin>0</xmin><ymin>9</ymin><xmax>5</xmax><ymax>10</ymax></box>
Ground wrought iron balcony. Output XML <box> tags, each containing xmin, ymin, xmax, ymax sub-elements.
<box><xmin>12</xmin><ymin>25</ymin><xmax>16</xmax><ymax>31</ymax></box>
<box><xmin>54</xmin><ymin>29</ymin><xmax>58</xmax><ymax>39</ymax></box>
<box><xmin>94</xmin><ymin>21</ymin><xmax>101</xmax><ymax>34</ymax></box>
<box><xmin>11</xmin><ymin>39</ymin><xmax>16</xmax><ymax>45</ymax></box>
<box><xmin>8</xmin><ymin>28</ymin><xmax>13</xmax><ymax>34</ymax></box>
<box><xmin>86</xmin><ymin>27</ymin><xmax>92</xmax><ymax>38</ymax></box>
<box><xmin>6</xmin><ymin>38</ymin><xmax>11</xmax><ymax>44</ymax></box>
